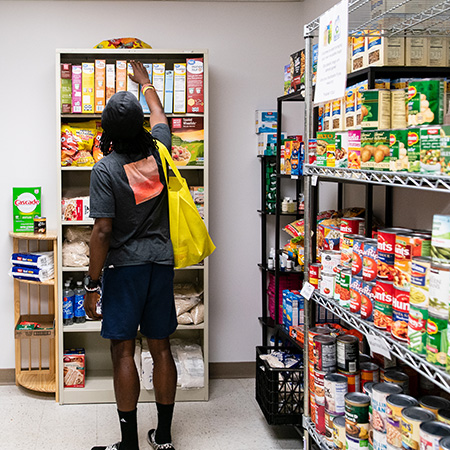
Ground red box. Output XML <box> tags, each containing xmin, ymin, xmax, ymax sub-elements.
<box><xmin>63</xmin><ymin>349</ymin><xmax>85</xmax><ymax>388</ymax></box>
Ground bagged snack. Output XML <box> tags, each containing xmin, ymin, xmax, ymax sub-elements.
<box><xmin>95</xmin><ymin>38</ymin><xmax>152</xmax><ymax>49</ymax></box>
<box><xmin>61</xmin><ymin>124</ymin><xmax>96</xmax><ymax>167</ymax></box>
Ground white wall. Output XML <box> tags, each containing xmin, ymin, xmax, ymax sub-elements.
<box><xmin>0</xmin><ymin>0</ymin><xmax>341</xmax><ymax>368</ymax></box>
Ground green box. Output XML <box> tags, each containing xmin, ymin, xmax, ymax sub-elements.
<box><xmin>372</xmin><ymin>130</ymin><xmax>390</xmax><ymax>171</ymax></box>
<box><xmin>389</xmin><ymin>129</ymin><xmax>408</xmax><ymax>171</ymax></box>
<box><xmin>360</xmin><ymin>130</ymin><xmax>375</xmax><ymax>170</ymax></box>
<box><xmin>420</xmin><ymin>126</ymin><xmax>442</xmax><ymax>174</ymax></box>
<box><xmin>13</xmin><ymin>187</ymin><xmax>41</xmax><ymax>233</ymax></box>
<box><xmin>407</xmin><ymin>128</ymin><xmax>421</xmax><ymax>173</ymax></box>
<box><xmin>407</xmin><ymin>79</ymin><xmax>445</xmax><ymax>126</ymax></box>
<box><xmin>439</xmin><ymin>125</ymin><xmax>450</xmax><ymax>176</ymax></box>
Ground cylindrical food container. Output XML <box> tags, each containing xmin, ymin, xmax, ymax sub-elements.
<box><xmin>401</xmin><ymin>406</ymin><xmax>436</xmax><ymax>450</ymax></box>
<box><xmin>309</xmin><ymin>362</ymin><xmax>315</xmax><ymax>393</ymax></box>
<box><xmin>316</xmin><ymin>368</ymin><xmax>335</xmax><ymax>406</ymax></box>
<box><xmin>410</xmin><ymin>257</ymin><xmax>431</xmax><ymax>309</ymax></box>
<box><xmin>378</xmin><ymin>228</ymin><xmax>411</xmax><ymax>281</ymax></box>
<box><xmin>428</xmin><ymin>262</ymin><xmax>450</xmax><ymax>317</ymax></box>
<box><xmin>334</xmin><ymin>415</ymin><xmax>347</xmax><ymax>450</ymax></box>
<box><xmin>309</xmin><ymin>326</ymin><xmax>332</xmax><ymax>362</ymax></box>
<box><xmin>408</xmin><ymin>304</ymin><xmax>428</xmax><ymax>355</ymax></box>
<box><xmin>420</xmin><ymin>397</ymin><xmax>450</xmax><ymax>416</ymax></box>
<box><xmin>420</xmin><ymin>421</ymin><xmax>450</xmax><ymax>450</ymax></box>
<box><xmin>335</xmin><ymin>265</ymin><xmax>343</xmax><ymax>301</ymax></box>
<box><xmin>386</xmin><ymin>394</ymin><xmax>419</xmax><ymax>448</ymax></box>
<box><xmin>325</xmin><ymin>373</ymin><xmax>348</xmax><ymax>415</ymax></box>
<box><xmin>339</xmin><ymin>268</ymin><xmax>352</xmax><ymax>309</ymax></box>
<box><xmin>321</xmin><ymin>272</ymin><xmax>336</xmax><ymax>298</ymax></box>
<box><xmin>384</xmin><ymin>370</ymin><xmax>409</xmax><ymax>394</ymax></box>
<box><xmin>363</xmin><ymin>238</ymin><xmax>378</xmax><ymax>282</ymax></box>
<box><xmin>363</xmin><ymin>381</ymin><xmax>375</xmax><ymax>397</ymax></box>
<box><xmin>326</xmin><ymin>410</ymin><xmax>342</xmax><ymax>444</ymax></box>
<box><xmin>438</xmin><ymin>410</ymin><xmax>450</xmax><ymax>426</ymax></box>
<box><xmin>341</xmin><ymin>234</ymin><xmax>360</xmax><ymax>270</ymax></box>
<box><xmin>316</xmin><ymin>401</ymin><xmax>326</xmax><ymax>435</ymax></box>
<box><xmin>350</xmin><ymin>276</ymin><xmax>364</xmax><ymax>314</ymax></box>
<box><xmin>373</xmin><ymin>428</ymin><xmax>388</xmax><ymax>450</ymax></box>
<box><xmin>340</xmin><ymin>218</ymin><xmax>365</xmax><ymax>248</ymax></box>
<box><xmin>352</xmin><ymin>237</ymin><xmax>366</xmax><ymax>277</ymax></box>
<box><xmin>411</xmin><ymin>233</ymin><xmax>431</xmax><ymax>258</ymax></box>
<box><xmin>347</xmin><ymin>434</ymin><xmax>369</xmax><ymax>450</ymax></box>
<box><xmin>374</xmin><ymin>279</ymin><xmax>394</xmax><ymax>331</ymax></box>
<box><xmin>360</xmin><ymin>362</ymin><xmax>380</xmax><ymax>388</ymax></box>
<box><xmin>314</xmin><ymin>334</ymin><xmax>337</xmax><ymax>371</ymax></box>
<box><xmin>361</xmin><ymin>280</ymin><xmax>376</xmax><ymax>321</ymax></box>
<box><xmin>337</xmin><ymin>335</ymin><xmax>360</xmax><ymax>373</ymax></box>
<box><xmin>360</xmin><ymin>354</ymin><xmax>372</xmax><ymax>364</ymax></box>
<box><xmin>394</xmin><ymin>233</ymin><xmax>414</xmax><ymax>290</ymax></box>
<box><xmin>345</xmin><ymin>392</ymin><xmax>370</xmax><ymax>440</ymax></box>
<box><xmin>440</xmin><ymin>436</ymin><xmax>450</xmax><ymax>450</ymax></box>
<box><xmin>339</xmin><ymin>369</ymin><xmax>361</xmax><ymax>393</ymax></box>
<box><xmin>392</xmin><ymin>287</ymin><xmax>410</xmax><ymax>342</ymax></box>
<box><xmin>311</xmin><ymin>391</ymin><xmax>316</xmax><ymax>425</ymax></box>
<box><xmin>322</xmin><ymin>250</ymin><xmax>343</xmax><ymax>274</ymax></box>
<box><xmin>372</xmin><ymin>383</ymin><xmax>403</xmax><ymax>433</ymax></box>
<box><xmin>426</xmin><ymin>312</ymin><xmax>448</xmax><ymax>368</ymax></box>
<box><xmin>310</xmin><ymin>262</ymin><xmax>322</xmax><ymax>289</ymax></box>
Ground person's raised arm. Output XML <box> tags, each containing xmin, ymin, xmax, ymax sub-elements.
<box><xmin>129</xmin><ymin>60</ymin><xmax>168</xmax><ymax>129</ymax></box>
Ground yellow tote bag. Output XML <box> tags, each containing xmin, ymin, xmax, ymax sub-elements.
<box><xmin>158</xmin><ymin>143</ymin><xmax>216</xmax><ymax>269</ymax></box>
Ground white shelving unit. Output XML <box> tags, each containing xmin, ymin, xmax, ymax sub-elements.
<box><xmin>56</xmin><ymin>49</ymin><xmax>210</xmax><ymax>404</ymax></box>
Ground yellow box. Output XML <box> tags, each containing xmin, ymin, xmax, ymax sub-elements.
<box><xmin>153</xmin><ymin>63</ymin><xmax>165</xmax><ymax>107</ymax></box>
<box><xmin>94</xmin><ymin>60</ymin><xmax>106</xmax><ymax>113</ymax></box>
<box><xmin>116</xmin><ymin>60</ymin><xmax>127</xmax><ymax>92</ymax></box>
<box><xmin>81</xmin><ymin>62</ymin><xmax>94</xmax><ymax>114</ymax></box>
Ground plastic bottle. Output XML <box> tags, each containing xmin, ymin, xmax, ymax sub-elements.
<box><xmin>63</xmin><ymin>281</ymin><xmax>74</xmax><ymax>326</ymax></box>
<box><xmin>74</xmin><ymin>281</ymin><xmax>86</xmax><ymax>324</ymax></box>
<box><xmin>282</xmin><ymin>198</ymin><xmax>289</xmax><ymax>213</ymax></box>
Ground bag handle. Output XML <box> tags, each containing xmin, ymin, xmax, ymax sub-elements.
<box><xmin>158</xmin><ymin>144</ymin><xmax>184</xmax><ymax>184</ymax></box>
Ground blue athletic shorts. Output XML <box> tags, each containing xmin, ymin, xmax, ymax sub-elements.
<box><xmin>100</xmin><ymin>263</ymin><xmax>177</xmax><ymax>340</ymax></box>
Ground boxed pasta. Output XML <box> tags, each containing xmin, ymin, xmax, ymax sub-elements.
<box><xmin>171</xmin><ymin>117</ymin><xmax>204</xmax><ymax>166</ymax></box>
<box><xmin>352</xmin><ymin>32</ymin><xmax>367</xmax><ymax>72</ymax></box>
<box><xmin>323</xmin><ymin>102</ymin><xmax>331</xmax><ymax>131</ymax></box>
<box><xmin>186</xmin><ymin>58</ymin><xmax>204</xmax><ymax>113</ymax></box>
<box><xmin>81</xmin><ymin>62</ymin><xmax>94</xmax><ymax>114</ymax></box>
<box><xmin>94</xmin><ymin>60</ymin><xmax>106</xmax><ymax>113</ymax></box>
<box><xmin>61</xmin><ymin>63</ymin><xmax>72</xmax><ymax>114</ymax></box>
<box><xmin>115</xmin><ymin>60</ymin><xmax>127</xmax><ymax>92</ymax></box>
<box><xmin>173</xmin><ymin>63</ymin><xmax>186</xmax><ymax>114</ymax></box>
<box><xmin>367</xmin><ymin>31</ymin><xmax>405</xmax><ymax>67</ymax></box>
<box><xmin>63</xmin><ymin>349</ymin><xmax>85</xmax><ymax>388</ymax></box>
<box><xmin>71</xmin><ymin>65</ymin><xmax>82</xmax><ymax>113</ymax></box>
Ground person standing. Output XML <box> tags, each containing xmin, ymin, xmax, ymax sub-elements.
<box><xmin>84</xmin><ymin>60</ymin><xmax>177</xmax><ymax>450</ymax></box>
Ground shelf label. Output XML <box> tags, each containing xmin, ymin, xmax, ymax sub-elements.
<box><xmin>312</xmin><ymin>175</ymin><xmax>318</xmax><ymax>186</ymax></box>
<box><xmin>367</xmin><ymin>334</ymin><xmax>392</xmax><ymax>360</ymax></box>
<box><xmin>314</xmin><ymin>0</ymin><xmax>349</xmax><ymax>105</ymax></box>
<box><xmin>301</xmin><ymin>281</ymin><xmax>315</xmax><ymax>300</ymax></box>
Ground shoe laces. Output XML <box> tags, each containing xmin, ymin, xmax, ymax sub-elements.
<box><xmin>155</xmin><ymin>444</ymin><xmax>174</xmax><ymax>450</ymax></box>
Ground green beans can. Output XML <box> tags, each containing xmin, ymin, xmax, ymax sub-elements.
<box><xmin>428</xmin><ymin>262</ymin><xmax>450</xmax><ymax>317</ymax></box>
<box><xmin>410</xmin><ymin>257</ymin><xmax>431</xmax><ymax>308</ymax></box>
<box><xmin>431</xmin><ymin>215</ymin><xmax>450</xmax><ymax>263</ymax></box>
<box><xmin>426</xmin><ymin>312</ymin><xmax>448</xmax><ymax>367</ymax></box>
<box><xmin>408</xmin><ymin>304</ymin><xmax>428</xmax><ymax>355</ymax></box>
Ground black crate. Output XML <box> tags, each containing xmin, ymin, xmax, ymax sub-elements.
<box><xmin>255</xmin><ymin>346</ymin><xmax>304</xmax><ymax>425</ymax></box>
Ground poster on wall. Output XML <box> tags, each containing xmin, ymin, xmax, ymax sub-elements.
<box><xmin>314</xmin><ymin>0</ymin><xmax>349</xmax><ymax>105</ymax></box>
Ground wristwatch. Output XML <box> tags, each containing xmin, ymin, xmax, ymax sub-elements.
<box><xmin>84</xmin><ymin>275</ymin><xmax>101</xmax><ymax>292</ymax></box>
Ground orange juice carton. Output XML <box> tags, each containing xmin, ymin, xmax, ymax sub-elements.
<box><xmin>63</xmin><ymin>349</ymin><xmax>85</xmax><ymax>388</ymax></box>
<box><xmin>94</xmin><ymin>60</ymin><xmax>106</xmax><ymax>113</ymax></box>
<box><xmin>127</xmin><ymin>63</ymin><xmax>139</xmax><ymax>100</ymax></box>
<box><xmin>164</xmin><ymin>70</ymin><xmax>174</xmax><ymax>114</ymax></box>
<box><xmin>116</xmin><ymin>60</ymin><xmax>127</xmax><ymax>92</ymax></box>
<box><xmin>71</xmin><ymin>65</ymin><xmax>82</xmax><ymax>113</ymax></box>
<box><xmin>106</xmin><ymin>64</ymin><xmax>115</xmax><ymax>103</ymax></box>
<box><xmin>186</xmin><ymin>57</ymin><xmax>204</xmax><ymax>113</ymax></box>
<box><xmin>173</xmin><ymin>63</ymin><xmax>186</xmax><ymax>114</ymax></box>
<box><xmin>81</xmin><ymin>62</ymin><xmax>94</xmax><ymax>114</ymax></box>
<box><xmin>61</xmin><ymin>63</ymin><xmax>72</xmax><ymax>114</ymax></box>
<box><xmin>139</xmin><ymin>63</ymin><xmax>152</xmax><ymax>113</ymax></box>
<box><xmin>153</xmin><ymin>63</ymin><xmax>165</xmax><ymax>107</ymax></box>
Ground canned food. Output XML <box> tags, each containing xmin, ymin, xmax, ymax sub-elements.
<box><xmin>439</xmin><ymin>436</ymin><xmax>450</xmax><ymax>450</ymax></box>
<box><xmin>316</xmin><ymin>402</ymin><xmax>326</xmax><ymax>434</ymax></box>
<box><xmin>316</xmin><ymin>368</ymin><xmax>333</xmax><ymax>405</ymax></box>
<box><xmin>347</xmin><ymin>434</ymin><xmax>370</xmax><ymax>450</ymax></box>
<box><xmin>426</xmin><ymin>313</ymin><xmax>448</xmax><ymax>367</ymax></box>
<box><xmin>420</xmin><ymin>421</ymin><xmax>450</xmax><ymax>450</ymax></box>
<box><xmin>361</xmin><ymin>281</ymin><xmax>376</xmax><ymax>321</ymax></box>
<box><xmin>386</xmin><ymin>394</ymin><xmax>419</xmax><ymax>448</ymax></box>
<box><xmin>309</xmin><ymin>362</ymin><xmax>315</xmax><ymax>393</ymax></box>
<box><xmin>360</xmin><ymin>354</ymin><xmax>372</xmax><ymax>364</ymax></box>
<box><xmin>339</xmin><ymin>369</ymin><xmax>361</xmax><ymax>393</ymax></box>
<box><xmin>334</xmin><ymin>265</ymin><xmax>343</xmax><ymax>301</ymax></box>
<box><xmin>410</xmin><ymin>257</ymin><xmax>431</xmax><ymax>309</ymax></box>
<box><xmin>438</xmin><ymin>410</ymin><xmax>450</xmax><ymax>426</ymax></box>
<box><xmin>321</xmin><ymin>272</ymin><xmax>336</xmax><ymax>298</ymax></box>
<box><xmin>360</xmin><ymin>362</ymin><xmax>380</xmax><ymax>387</ymax></box>
<box><xmin>353</xmin><ymin>237</ymin><xmax>367</xmax><ymax>277</ymax></box>
<box><xmin>384</xmin><ymin>370</ymin><xmax>409</xmax><ymax>393</ymax></box>
<box><xmin>338</xmin><ymin>269</ymin><xmax>352</xmax><ymax>309</ymax></box>
<box><xmin>411</xmin><ymin>233</ymin><xmax>431</xmax><ymax>258</ymax></box>
<box><xmin>363</xmin><ymin>381</ymin><xmax>376</xmax><ymax>397</ymax></box>
<box><xmin>314</xmin><ymin>335</ymin><xmax>337</xmax><ymax>371</ymax></box>
<box><xmin>326</xmin><ymin>410</ymin><xmax>342</xmax><ymax>443</ymax></box>
<box><xmin>346</xmin><ymin>392</ymin><xmax>370</xmax><ymax>440</ymax></box>
<box><xmin>408</xmin><ymin>304</ymin><xmax>428</xmax><ymax>355</ymax></box>
<box><xmin>350</xmin><ymin>276</ymin><xmax>364</xmax><ymax>314</ymax></box>
<box><xmin>340</xmin><ymin>218</ymin><xmax>365</xmax><ymax>249</ymax></box>
<box><xmin>428</xmin><ymin>262</ymin><xmax>450</xmax><ymax>317</ymax></box>
<box><xmin>401</xmin><ymin>406</ymin><xmax>436</xmax><ymax>450</ymax></box>
<box><xmin>33</xmin><ymin>216</ymin><xmax>46</xmax><ymax>234</ymax></box>
<box><xmin>378</xmin><ymin>228</ymin><xmax>410</xmax><ymax>281</ymax></box>
<box><xmin>323</xmin><ymin>250</ymin><xmax>343</xmax><ymax>274</ymax></box>
<box><xmin>394</xmin><ymin>233</ymin><xmax>414</xmax><ymax>289</ymax></box>
<box><xmin>420</xmin><ymin>397</ymin><xmax>450</xmax><ymax>416</ymax></box>
<box><xmin>374</xmin><ymin>279</ymin><xmax>394</xmax><ymax>331</ymax></box>
<box><xmin>373</xmin><ymin>428</ymin><xmax>388</xmax><ymax>450</ymax></box>
<box><xmin>363</xmin><ymin>238</ymin><xmax>378</xmax><ymax>282</ymax></box>
<box><xmin>334</xmin><ymin>415</ymin><xmax>346</xmax><ymax>450</ymax></box>
<box><xmin>310</xmin><ymin>262</ymin><xmax>322</xmax><ymax>289</ymax></box>
<box><xmin>372</xmin><ymin>383</ymin><xmax>403</xmax><ymax>434</ymax></box>
<box><xmin>392</xmin><ymin>287</ymin><xmax>409</xmax><ymax>342</ymax></box>
<box><xmin>337</xmin><ymin>335</ymin><xmax>360</xmax><ymax>372</ymax></box>
<box><xmin>325</xmin><ymin>373</ymin><xmax>348</xmax><ymax>415</ymax></box>
<box><xmin>311</xmin><ymin>391</ymin><xmax>316</xmax><ymax>424</ymax></box>
<box><xmin>309</xmin><ymin>326</ymin><xmax>332</xmax><ymax>361</ymax></box>
<box><xmin>342</xmin><ymin>234</ymin><xmax>359</xmax><ymax>270</ymax></box>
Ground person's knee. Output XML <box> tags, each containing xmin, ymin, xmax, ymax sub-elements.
<box><xmin>110</xmin><ymin>339</ymin><xmax>136</xmax><ymax>363</ymax></box>
<box><xmin>147</xmin><ymin>337</ymin><xmax>171</xmax><ymax>361</ymax></box>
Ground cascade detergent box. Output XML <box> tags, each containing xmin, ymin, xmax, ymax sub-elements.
<box><xmin>13</xmin><ymin>187</ymin><xmax>41</xmax><ymax>233</ymax></box>
<box><xmin>171</xmin><ymin>117</ymin><xmax>204</xmax><ymax>166</ymax></box>
<box><xmin>94</xmin><ymin>60</ymin><xmax>106</xmax><ymax>113</ymax></box>
<box><xmin>186</xmin><ymin>58</ymin><xmax>204</xmax><ymax>113</ymax></box>
<box><xmin>81</xmin><ymin>62</ymin><xmax>94</xmax><ymax>113</ymax></box>
<box><xmin>60</xmin><ymin>63</ymin><xmax>72</xmax><ymax>113</ymax></box>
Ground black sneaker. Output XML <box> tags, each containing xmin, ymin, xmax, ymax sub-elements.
<box><xmin>147</xmin><ymin>429</ymin><xmax>175</xmax><ymax>450</ymax></box>
<box><xmin>91</xmin><ymin>443</ymin><xmax>121</xmax><ymax>450</ymax></box>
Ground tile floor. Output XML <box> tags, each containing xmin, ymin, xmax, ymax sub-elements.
<box><xmin>0</xmin><ymin>378</ymin><xmax>302</xmax><ymax>450</ymax></box>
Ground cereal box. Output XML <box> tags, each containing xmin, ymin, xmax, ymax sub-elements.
<box><xmin>63</xmin><ymin>349</ymin><xmax>85</xmax><ymax>388</ymax></box>
<box><xmin>105</xmin><ymin>64</ymin><xmax>115</xmax><ymax>104</ymax></box>
<box><xmin>316</xmin><ymin>131</ymin><xmax>336</xmax><ymax>168</ymax></box>
<box><xmin>173</xmin><ymin>63</ymin><xmax>186</xmax><ymax>114</ymax></box>
<box><xmin>407</xmin><ymin>128</ymin><xmax>421</xmax><ymax>173</ymax></box>
<box><xmin>153</xmin><ymin>63</ymin><xmax>165</xmax><ymax>107</ymax></box>
<box><xmin>13</xmin><ymin>187</ymin><xmax>41</xmax><ymax>233</ymax></box>
<box><xmin>164</xmin><ymin>70</ymin><xmax>174</xmax><ymax>114</ymax></box>
<box><xmin>186</xmin><ymin>58</ymin><xmax>204</xmax><ymax>113</ymax></box>
<box><xmin>115</xmin><ymin>60</ymin><xmax>127</xmax><ymax>93</ymax></box>
<box><xmin>407</xmin><ymin>79</ymin><xmax>445</xmax><ymax>126</ymax></box>
<box><xmin>61</xmin><ymin>63</ymin><xmax>72</xmax><ymax>114</ymax></box>
<box><xmin>171</xmin><ymin>117</ymin><xmax>204</xmax><ymax>166</ymax></box>
<box><xmin>420</xmin><ymin>127</ymin><xmax>442</xmax><ymax>174</ymax></box>
<box><xmin>390</xmin><ymin>129</ymin><xmax>408</xmax><ymax>171</ymax></box>
<box><xmin>81</xmin><ymin>62</ymin><xmax>94</xmax><ymax>114</ymax></box>
<box><xmin>71</xmin><ymin>65</ymin><xmax>82</xmax><ymax>113</ymax></box>
<box><xmin>348</xmin><ymin>129</ymin><xmax>361</xmax><ymax>169</ymax></box>
<box><xmin>127</xmin><ymin>63</ymin><xmax>139</xmax><ymax>100</ymax></box>
<box><xmin>139</xmin><ymin>63</ymin><xmax>152</xmax><ymax>113</ymax></box>
<box><xmin>94</xmin><ymin>60</ymin><xmax>106</xmax><ymax>113</ymax></box>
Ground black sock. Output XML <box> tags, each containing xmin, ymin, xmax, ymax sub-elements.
<box><xmin>118</xmin><ymin>409</ymin><xmax>139</xmax><ymax>450</ymax></box>
<box><xmin>155</xmin><ymin>403</ymin><xmax>175</xmax><ymax>444</ymax></box>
